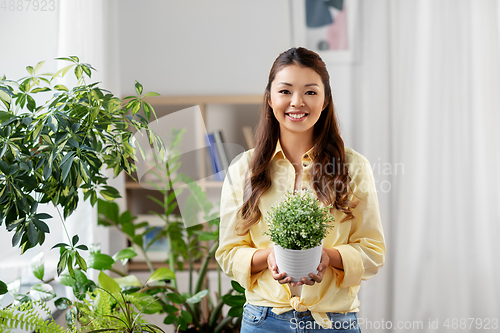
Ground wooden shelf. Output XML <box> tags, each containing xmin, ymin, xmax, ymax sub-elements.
<box><xmin>125</xmin><ymin>180</ymin><xmax>224</xmax><ymax>190</ymax></box>
<box><xmin>127</xmin><ymin>259</ymin><xmax>219</xmax><ymax>272</ymax></box>
<box><xmin>142</xmin><ymin>94</ymin><xmax>263</xmax><ymax>105</ymax></box>
<box><xmin>122</xmin><ymin>94</ymin><xmax>260</xmax><ymax>272</ymax></box>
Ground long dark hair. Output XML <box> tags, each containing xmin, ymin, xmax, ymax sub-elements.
<box><xmin>236</xmin><ymin>47</ymin><xmax>357</xmax><ymax>235</ymax></box>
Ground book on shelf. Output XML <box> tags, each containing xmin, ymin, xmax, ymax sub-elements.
<box><xmin>205</xmin><ymin>132</ymin><xmax>225</xmax><ymax>181</ymax></box>
<box><xmin>242</xmin><ymin>126</ymin><xmax>255</xmax><ymax>149</ymax></box>
<box><xmin>213</xmin><ymin>130</ymin><xmax>229</xmax><ymax>175</ymax></box>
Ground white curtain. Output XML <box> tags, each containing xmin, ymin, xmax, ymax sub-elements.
<box><xmin>353</xmin><ymin>0</ymin><xmax>500</xmax><ymax>332</ymax></box>
<box><xmin>0</xmin><ymin>0</ymin><xmax>122</xmax><ymax>305</ymax></box>
<box><xmin>56</xmin><ymin>0</ymin><xmax>126</xmax><ymax>266</ymax></box>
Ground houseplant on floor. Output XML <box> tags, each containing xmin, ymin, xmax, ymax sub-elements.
<box><xmin>265</xmin><ymin>189</ymin><xmax>335</xmax><ymax>282</ymax></box>
<box><xmin>96</xmin><ymin>129</ymin><xmax>245</xmax><ymax>332</ymax></box>
<box><xmin>0</xmin><ymin>57</ymin><xmax>165</xmax><ymax>331</ymax></box>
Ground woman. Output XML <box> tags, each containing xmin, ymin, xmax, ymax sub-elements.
<box><xmin>216</xmin><ymin>47</ymin><xmax>385</xmax><ymax>332</ymax></box>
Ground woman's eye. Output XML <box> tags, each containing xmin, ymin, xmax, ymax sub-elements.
<box><xmin>305</xmin><ymin>91</ymin><xmax>317</xmax><ymax>95</ymax></box>
<box><xmin>279</xmin><ymin>90</ymin><xmax>291</xmax><ymax>94</ymax></box>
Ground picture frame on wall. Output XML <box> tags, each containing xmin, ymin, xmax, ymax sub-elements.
<box><xmin>290</xmin><ymin>0</ymin><xmax>361</xmax><ymax>64</ymax></box>
<box><xmin>132</xmin><ymin>215</ymin><xmax>169</xmax><ymax>262</ymax></box>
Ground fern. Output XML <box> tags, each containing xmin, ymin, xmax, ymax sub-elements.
<box><xmin>0</xmin><ymin>300</ymin><xmax>69</xmax><ymax>333</ymax></box>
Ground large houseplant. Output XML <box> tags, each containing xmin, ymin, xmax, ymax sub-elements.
<box><xmin>0</xmin><ymin>57</ymin><xmax>165</xmax><ymax>331</ymax></box>
<box><xmin>265</xmin><ymin>189</ymin><xmax>335</xmax><ymax>282</ymax></box>
<box><xmin>96</xmin><ymin>128</ymin><xmax>245</xmax><ymax>332</ymax></box>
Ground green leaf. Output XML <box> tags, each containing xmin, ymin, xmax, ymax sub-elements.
<box><xmin>136</xmin><ymin>294</ymin><xmax>163</xmax><ymax>314</ymax></box>
<box><xmin>112</xmin><ymin>247</ymin><xmax>137</xmax><ymax>266</ymax></box>
<box><xmin>231</xmin><ymin>280</ymin><xmax>246</xmax><ymax>293</ymax></box>
<box><xmin>54</xmin><ymin>84</ymin><xmax>69</xmax><ymax>92</ymax></box>
<box><xmin>75</xmin><ymin>251</ymin><xmax>87</xmax><ymax>272</ymax></box>
<box><xmin>34</xmin><ymin>60</ymin><xmax>45</xmax><ymax>74</ymax></box>
<box><xmin>31</xmin><ymin>252</ymin><xmax>44</xmax><ymax>281</ymax></box>
<box><xmin>97</xmin><ymin>198</ymin><xmax>119</xmax><ymax>223</ymax></box>
<box><xmin>54</xmin><ymin>297</ymin><xmax>71</xmax><ymax>310</ymax></box>
<box><xmin>58</xmin><ymin>273</ymin><xmax>75</xmax><ymax>287</ymax></box>
<box><xmin>146</xmin><ymin>267</ymin><xmax>175</xmax><ymax>284</ymax></box>
<box><xmin>99</xmin><ymin>186</ymin><xmax>121</xmax><ymax>201</ymax></box>
<box><xmin>185</xmin><ymin>289</ymin><xmax>209</xmax><ymax>304</ymax></box>
<box><xmin>26</xmin><ymin>66</ymin><xmax>34</xmax><ymax>75</ymax></box>
<box><xmin>227</xmin><ymin>305</ymin><xmax>243</xmax><ymax>317</ymax></box>
<box><xmin>177</xmin><ymin>316</ymin><xmax>187</xmax><ymax>331</ymax></box>
<box><xmin>181</xmin><ymin>309</ymin><xmax>192</xmax><ymax>323</ymax></box>
<box><xmin>98</xmin><ymin>271</ymin><xmax>121</xmax><ymax>298</ymax></box>
<box><xmin>31</xmin><ymin>87</ymin><xmax>51</xmax><ymax>94</ymax></box>
<box><xmin>82</xmin><ymin>65</ymin><xmax>91</xmax><ymax>78</ymax></box>
<box><xmin>72</xmin><ymin>235</ymin><xmax>79</xmax><ymax>246</ymax></box>
<box><xmin>26</xmin><ymin>95</ymin><xmax>36</xmax><ymax>111</ymax></box>
<box><xmin>164</xmin><ymin>314</ymin><xmax>177</xmax><ymax>325</ymax></box>
<box><xmin>135</xmin><ymin>81</ymin><xmax>143</xmax><ymax>95</ymax></box>
<box><xmin>0</xmin><ymin>280</ymin><xmax>8</xmax><ymax>295</ymax></box>
<box><xmin>61</xmin><ymin>154</ymin><xmax>75</xmax><ymax>182</ymax></box>
<box><xmin>224</xmin><ymin>295</ymin><xmax>246</xmax><ymax>307</ymax></box>
<box><xmin>114</xmin><ymin>275</ymin><xmax>142</xmax><ymax>288</ymax></box>
<box><xmin>164</xmin><ymin>304</ymin><xmax>178</xmax><ymax>314</ymax></box>
<box><xmin>144</xmin><ymin>92</ymin><xmax>160</xmax><ymax>98</ymax></box>
<box><xmin>75</xmin><ymin>65</ymin><xmax>83</xmax><ymax>79</ymax></box>
<box><xmin>32</xmin><ymin>219</ymin><xmax>49</xmax><ymax>233</ymax></box>
<box><xmin>47</xmin><ymin>114</ymin><xmax>58</xmax><ymax>132</ymax></box>
<box><xmin>132</xmin><ymin>100</ymin><xmax>141</xmax><ymax>114</ymax></box>
<box><xmin>51</xmin><ymin>242</ymin><xmax>69</xmax><ymax>249</ymax></box>
<box><xmin>30</xmin><ymin>283</ymin><xmax>56</xmax><ymax>302</ymax></box>
<box><xmin>56</xmin><ymin>251</ymin><xmax>68</xmax><ymax>276</ymax></box>
<box><xmin>67</xmin><ymin>254</ymin><xmax>75</xmax><ymax>279</ymax></box>
<box><xmin>79</xmin><ymin>160</ymin><xmax>91</xmax><ymax>182</ymax></box>
<box><xmin>143</xmin><ymin>101</ymin><xmax>152</xmax><ymax>121</ymax></box>
<box><xmin>27</xmin><ymin>221</ymin><xmax>38</xmax><ymax>246</ymax></box>
<box><xmin>166</xmin><ymin>292</ymin><xmax>185</xmax><ymax>304</ymax></box>
<box><xmin>87</xmin><ymin>253</ymin><xmax>115</xmax><ymax>270</ymax></box>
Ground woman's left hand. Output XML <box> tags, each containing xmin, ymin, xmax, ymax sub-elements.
<box><xmin>292</xmin><ymin>248</ymin><xmax>329</xmax><ymax>287</ymax></box>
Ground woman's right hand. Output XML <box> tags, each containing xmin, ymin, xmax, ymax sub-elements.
<box><xmin>267</xmin><ymin>249</ymin><xmax>293</xmax><ymax>284</ymax></box>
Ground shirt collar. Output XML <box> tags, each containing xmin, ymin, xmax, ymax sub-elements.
<box><xmin>272</xmin><ymin>139</ymin><xmax>316</xmax><ymax>161</ymax></box>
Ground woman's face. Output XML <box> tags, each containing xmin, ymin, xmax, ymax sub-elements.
<box><xmin>269</xmin><ymin>64</ymin><xmax>325</xmax><ymax>140</ymax></box>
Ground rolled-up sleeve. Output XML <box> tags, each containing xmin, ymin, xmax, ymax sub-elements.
<box><xmin>215</xmin><ymin>152</ymin><xmax>261</xmax><ymax>291</ymax></box>
<box><xmin>334</xmin><ymin>153</ymin><xmax>386</xmax><ymax>288</ymax></box>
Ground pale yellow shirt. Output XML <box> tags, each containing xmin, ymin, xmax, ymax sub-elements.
<box><xmin>215</xmin><ymin>140</ymin><xmax>385</xmax><ymax>328</ymax></box>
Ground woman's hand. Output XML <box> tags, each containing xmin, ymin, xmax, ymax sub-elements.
<box><xmin>267</xmin><ymin>249</ymin><xmax>293</xmax><ymax>284</ymax></box>
<box><xmin>299</xmin><ymin>248</ymin><xmax>329</xmax><ymax>286</ymax></box>
<box><xmin>267</xmin><ymin>248</ymin><xmax>329</xmax><ymax>286</ymax></box>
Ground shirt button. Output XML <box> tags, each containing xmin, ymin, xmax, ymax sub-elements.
<box><xmin>302</xmin><ymin>163</ymin><xmax>307</xmax><ymax>167</ymax></box>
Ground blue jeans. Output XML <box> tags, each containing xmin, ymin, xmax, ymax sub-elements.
<box><xmin>241</xmin><ymin>303</ymin><xmax>361</xmax><ymax>333</ymax></box>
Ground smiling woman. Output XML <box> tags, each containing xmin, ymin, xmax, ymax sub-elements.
<box><xmin>216</xmin><ymin>47</ymin><xmax>385</xmax><ymax>332</ymax></box>
<box><xmin>268</xmin><ymin>64</ymin><xmax>325</xmax><ymax>152</ymax></box>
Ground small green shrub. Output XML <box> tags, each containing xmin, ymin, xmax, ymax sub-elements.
<box><xmin>265</xmin><ymin>189</ymin><xmax>334</xmax><ymax>250</ymax></box>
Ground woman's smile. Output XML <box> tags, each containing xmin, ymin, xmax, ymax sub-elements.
<box><xmin>269</xmin><ymin>64</ymin><xmax>325</xmax><ymax>138</ymax></box>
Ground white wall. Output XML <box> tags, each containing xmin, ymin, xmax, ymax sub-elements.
<box><xmin>115</xmin><ymin>0</ymin><xmax>355</xmax><ymax>143</ymax></box>
<box><xmin>117</xmin><ymin>0</ymin><xmax>292</xmax><ymax>96</ymax></box>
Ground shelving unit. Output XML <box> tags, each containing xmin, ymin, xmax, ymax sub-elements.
<box><xmin>123</xmin><ymin>94</ymin><xmax>263</xmax><ymax>270</ymax></box>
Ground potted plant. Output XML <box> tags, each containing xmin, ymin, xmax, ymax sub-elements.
<box><xmin>0</xmin><ymin>57</ymin><xmax>166</xmax><ymax>331</ymax></box>
<box><xmin>265</xmin><ymin>189</ymin><xmax>335</xmax><ymax>282</ymax></box>
<box><xmin>96</xmin><ymin>128</ymin><xmax>244</xmax><ymax>332</ymax></box>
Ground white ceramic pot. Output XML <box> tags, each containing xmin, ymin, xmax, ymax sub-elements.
<box><xmin>273</xmin><ymin>243</ymin><xmax>323</xmax><ymax>282</ymax></box>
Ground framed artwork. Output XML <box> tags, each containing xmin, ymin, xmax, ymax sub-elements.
<box><xmin>290</xmin><ymin>0</ymin><xmax>361</xmax><ymax>63</ymax></box>
<box><xmin>132</xmin><ymin>215</ymin><xmax>169</xmax><ymax>262</ymax></box>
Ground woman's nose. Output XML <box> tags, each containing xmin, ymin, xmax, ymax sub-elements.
<box><xmin>290</xmin><ymin>94</ymin><xmax>304</xmax><ymax>107</ymax></box>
